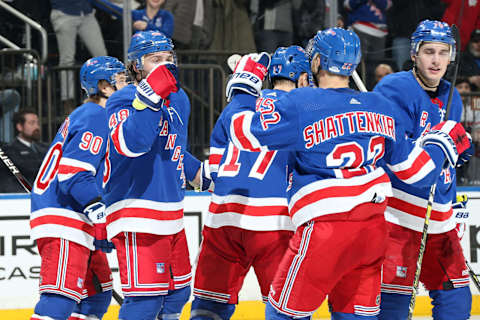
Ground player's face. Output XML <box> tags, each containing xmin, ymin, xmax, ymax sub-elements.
<box><xmin>413</xmin><ymin>42</ymin><xmax>450</xmax><ymax>86</ymax></box>
<box><xmin>147</xmin><ymin>0</ymin><xmax>165</xmax><ymax>9</ymax></box>
<box><xmin>114</xmin><ymin>72</ymin><xmax>128</xmax><ymax>90</ymax></box>
<box><xmin>142</xmin><ymin>51</ymin><xmax>174</xmax><ymax>74</ymax></box>
<box><xmin>18</xmin><ymin>113</ymin><xmax>40</xmax><ymax>142</ymax></box>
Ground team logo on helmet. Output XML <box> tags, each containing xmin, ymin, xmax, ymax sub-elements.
<box><xmin>272</xmin><ymin>65</ymin><xmax>282</xmax><ymax>74</ymax></box>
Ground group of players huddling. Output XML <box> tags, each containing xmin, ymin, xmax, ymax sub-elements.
<box><xmin>28</xmin><ymin>18</ymin><xmax>473</xmax><ymax>320</ymax></box>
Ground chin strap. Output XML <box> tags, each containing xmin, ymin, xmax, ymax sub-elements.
<box><xmin>412</xmin><ymin>66</ymin><xmax>439</xmax><ymax>91</ymax></box>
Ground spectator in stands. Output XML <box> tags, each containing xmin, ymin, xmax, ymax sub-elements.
<box><xmin>455</xmin><ymin>77</ymin><xmax>480</xmax><ymax>185</ymax></box>
<box><xmin>387</xmin><ymin>0</ymin><xmax>446</xmax><ymax>71</ymax></box>
<box><xmin>164</xmin><ymin>0</ymin><xmax>194</xmax><ymax>48</ymax></box>
<box><xmin>251</xmin><ymin>0</ymin><xmax>294</xmax><ymax>53</ymax></box>
<box><xmin>292</xmin><ymin>0</ymin><xmax>326</xmax><ymax>47</ymax></box>
<box><xmin>50</xmin><ymin>0</ymin><xmax>108</xmax><ymax>115</ymax></box>
<box><xmin>460</xmin><ymin>29</ymin><xmax>480</xmax><ymax>90</ymax></box>
<box><xmin>442</xmin><ymin>0</ymin><xmax>480</xmax><ymax>52</ymax></box>
<box><xmin>343</xmin><ymin>0</ymin><xmax>390</xmax><ymax>88</ymax></box>
<box><xmin>132</xmin><ymin>0</ymin><xmax>174</xmax><ymax>37</ymax></box>
<box><xmin>374</xmin><ymin>63</ymin><xmax>393</xmax><ymax>85</ymax></box>
<box><xmin>208</xmin><ymin>0</ymin><xmax>256</xmax><ymax>53</ymax></box>
<box><xmin>8</xmin><ymin>109</ymin><xmax>48</xmax><ymax>186</ymax></box>
<box><xmin>456</xmin><ymin>77</ymin><xmax>473</xmax><ymax>120</ymax></box>
<box><xmin>190</xmin><ymin>0</ymin><xmax>215</xmax><ymax>50</ymax></box>
<box><xmin>344</xmin><ymin>0</ymin><xmax>390</xmax><ymax>61</ymax></box>
<box><xmin>94</xmin><ymin>0</ymin><xmax>174</xmax><ymax>39</ymax></box>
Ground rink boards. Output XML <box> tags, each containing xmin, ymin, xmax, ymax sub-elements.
<box><xmin>0</xmin><ymin>189</ymin><xmax>480</xmax><ymax>318</ymax></box>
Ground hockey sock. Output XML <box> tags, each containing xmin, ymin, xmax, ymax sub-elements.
<box><xmin>430</xmin><ymin>286</ymin><xmax>471</xmax><ymax>320</ymax></box>
<box><xmin>33</xmin><ymin>293</ymin><xmax>77</xmax><ymax>320</ymax></box>
<box><xmin>378</xmin><ymin>292</ymin><xmax>410</xmax><ymax>320</ymax></box>
<box><xmin>190</xmin><ymin>297</ymin><xmax>236</xmax><ymax>320</ymax></box>
<box><xmin>119</xmin><ymin>295</ymin><xmax>165</xmax><ymax>320</ymax></box>
<box><xmin>157</xmin><ymin>287</ymin><xmax>191</xmax><ymax>319</ymax></box>
<box><xmin>72</xmin><ymin>290</ymin><xmax>112</xmax><ymax>319</ymax></box>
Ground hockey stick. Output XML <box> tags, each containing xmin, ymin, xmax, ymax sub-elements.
<box><xmin>0</xmin><ymin>145</ymin><xmax>124</xmax><ymax>305</ymax></box>
<box><xmin>0</xmin><ymin>145</ymin><xmax>32</xmax><ymax>192</ymax></box>
<box><xmin>407</xmin><ymin>23</ymin><xmax>461</xmax><ymax>320</ymax></box>
<box><xmin>352</xmin><ymin>71</ymin><xmax>368</xmax><ymax>92</ymax></box>
<box><xmin>466</xmin><ymin>260</ymin><xmax>480</xmax><ymax>292</ymax></box>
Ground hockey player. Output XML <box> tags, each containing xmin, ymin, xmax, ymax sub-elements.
<box><xmin>103</xmin><ymin>30</ymin><xmax>203</xmax><ymax>320</ymax></box>
<box><xmin>189</xmin><ymin>45</ymin><xmax>309</xmax><ymax>320</ymax></box>
<box><xmin>224</xmin><ymin>28</ymin><xmax>470</xmax><ymax>320</ymax></box>
<box><xmin>30</xmin><ymin>56</ymin><xmax>127</xmax><ymax>320</ymax></box>
<box><xmin>374</xmin><ymin>20</ymin><xmax>473</xmax><ymax>320</ymax></box>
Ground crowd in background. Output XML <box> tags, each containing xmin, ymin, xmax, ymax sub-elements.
<box><xmin>1</xmin><ymin>0</ymin><xmax>480</xmax><ymax>191</ymax></box>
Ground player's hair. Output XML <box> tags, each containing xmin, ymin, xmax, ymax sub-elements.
<box><xmin>13</xmin><ymin>108</ymin><xmax>37</xmax><ymax>135</ymax></box>
<box><xmin>84</xmin><ymin>80</ymin><xmax>111</xmax><ymax>104</ymax></box>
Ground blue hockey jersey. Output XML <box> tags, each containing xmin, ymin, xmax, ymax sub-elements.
<box><xmin>374</xmin><ymin>71</ymin><xmax>463</xmax><ymax>233</ymax></box>
<box><xmin>207</xmin><ymin>89</ymin><xmax>294</xmax><ymax>231</ymax></box>
<box><xmin>228</xmin><ymin>88</ymin><xmax>447</xmax><ymax>228</ymax></box>
<box><xmin>103</xmin><ymin>84</ymin><xmax>197</xmax><ymax>239</ymax></box>
<box><xmin>31</xmin><ymin>102</ymin><xmax>109</xmax><ymax>250</ymax></box>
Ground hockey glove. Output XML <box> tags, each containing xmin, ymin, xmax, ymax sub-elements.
<box><xmin>133</xmin><ymin>62</ymin><xmax>179</xmax><ymax>111</ymax></box>
<box><xmin>189</xmin><ymin>160</ymin><xmax>214</xmax><ymax>192</ymax></box>
<box><xmin>226</xmin><ymin>52</ymin><xmax>271</xmax><ymax>102</ymax></box>
<box><xmin>83</xmin><ymin>201</ymin><xmax>114</xmax><ymax>253</ymax></box>
<box><xmin>419</xmin><ymin>120</ymin><xmax>471</xmax><ymax>168</ymax></box>
<box><xmin>453</xmin><ymin>194</ymin><xmax>469</xmax><ymax>240</ymax></box>
<box><xmin>457</xmin><ymin>132</ymin><xmax>474</xmax><ymax>167</ymax></box>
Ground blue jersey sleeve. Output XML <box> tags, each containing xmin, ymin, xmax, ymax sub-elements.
<box><xmin>183</xmin><ymin>151</ymin><xmax>201</xmax><ymax>182</ymax></box>
<box><xmin>228</xmin><ymin>93</ymin><xmax>299</xmax><ymax>152</ymax></box>
<box><xmin>57</xmin><ymin>106</ymin><xmax>108</xmax><ymax>208</ymax></box>
<box><xmin>107</xmin><ymin>87</ymin><xmax>164</xmax><ymax>157</ymax></box>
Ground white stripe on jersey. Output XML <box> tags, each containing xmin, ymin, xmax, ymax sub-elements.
<box><xmin>30</xmin><ymin>224</ymin><xmax>95</xmax><ymax>250</ymax></box>
<box><xmin>230</xmin><ymin>111</ymin><xmax>265</xmax><ymax>152</ymax></box>
<box><xmin>385</xmin><ymin>208</ymin><xmax>455</xmax><ymax>234</ymax></box>
<box><xmin>114</xmin><ymin>121</ymin><xmax>146</xmax><ymax>158</ymax></box>
<box><xmin>106</xmin><ymin>217</ymin><xmax>184</xmax><ymax>240</ymax></box>
<box><xmin>57</xmin><ymin>157</ymin><xmax>97</xmax><ymax>181</ymax></box>
<box><xmin>289</xmin><ymin>168</ymin><xmax>392</xmax><ymax>227</ymax></box>
<box><xmin>106</xmin><ymin>198</ymin><xmax>184</xmax><ymax>214</ymax></box>
<box><xmin>387</xmin><ymin>145</ymin><xmax>436</xmax><ymax>184</ymax></box>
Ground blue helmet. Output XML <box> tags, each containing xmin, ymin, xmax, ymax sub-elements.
<box><xmin>307</xmin><ymin>28</ymin><xmax>361</xmax><ymax>76</ymax></box>
<box><xmin>80</xmin><ymin>56</ymin><xmax>126</xmax><ymax>96</ymax></box>
<box><xmin>269</xmin><ymin>46</ymin><xmax>310</xmax><ymax>82</ymax></box>
<box><xmin>128</xmin><ymin>31</ymin><xmax>174</xmax><ymax>70</ymax></box>
<box><xmin>411</xmin><ymin>20</ymin><xmax>456</xmax><ymax>61</ymax></box>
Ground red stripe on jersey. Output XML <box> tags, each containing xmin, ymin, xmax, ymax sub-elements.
<box><xmin>209</xmin><ymin>154</ymin><xmax>223</xmax><ymax>165</ymax></box>
<box><xmin>111</xmin><ymin>123</ymin><xmax>128</xmax><ymax>157</ymax></box>
<box><xmin>107</xmin><ymin>207</ymin><xmax>184</xmax><ymax>224</ymax></box>
<box><xmin>58</xmin><ymin>164</ymin><xmax>87</xmax><ymax>175</ymax></box>
<box><xmin>233</xmin><ymin>114</ymin><xmax>260</xmax><ymax>152</ymax></box>
<box><xmin>393</xmin><ymin>149</ymin><xmax>432</xmax><ymax>181</ymax></box>
<box><xmin>290</xmin><ymin>173</ymin><xmax>391</xmax><ymax>216</ymax></box>
<box><xmin>30</xmin><ymin>216</ymin><xmax>94</xmax><ymax>236</ymax></box>
<box><xmin>209</xmin><ymin>202</ymin><xmax>289</xmax><ymax>217</ymax></box>
<box><xmin>387</xmin><ymin>197</ymin><xmax>452</xmax><ymax>221</ymax></box>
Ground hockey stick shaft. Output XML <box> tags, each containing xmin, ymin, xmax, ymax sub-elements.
<box><xmin>407</xmin><ymin>23</ymin><xmax>462</xmax><ymax>320</ymax></box>
<box><xmin>0</xmin><ymin>145</ymin><xmax>124</xmax><ymax>305</ymax></box>
<box><xmin>466</xmin><ymin>260</ymin><xmax>480</xmax><ymax>292</ymax></box>
<box><xmin>352</xmin><ymin>71</ymin><xmax>368</xmax><ymax>92</ymax></box>
<box><xmin>0</xmin><ymin>145</ymin><xmax>32</xmax><ymax>192</ymax></box>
